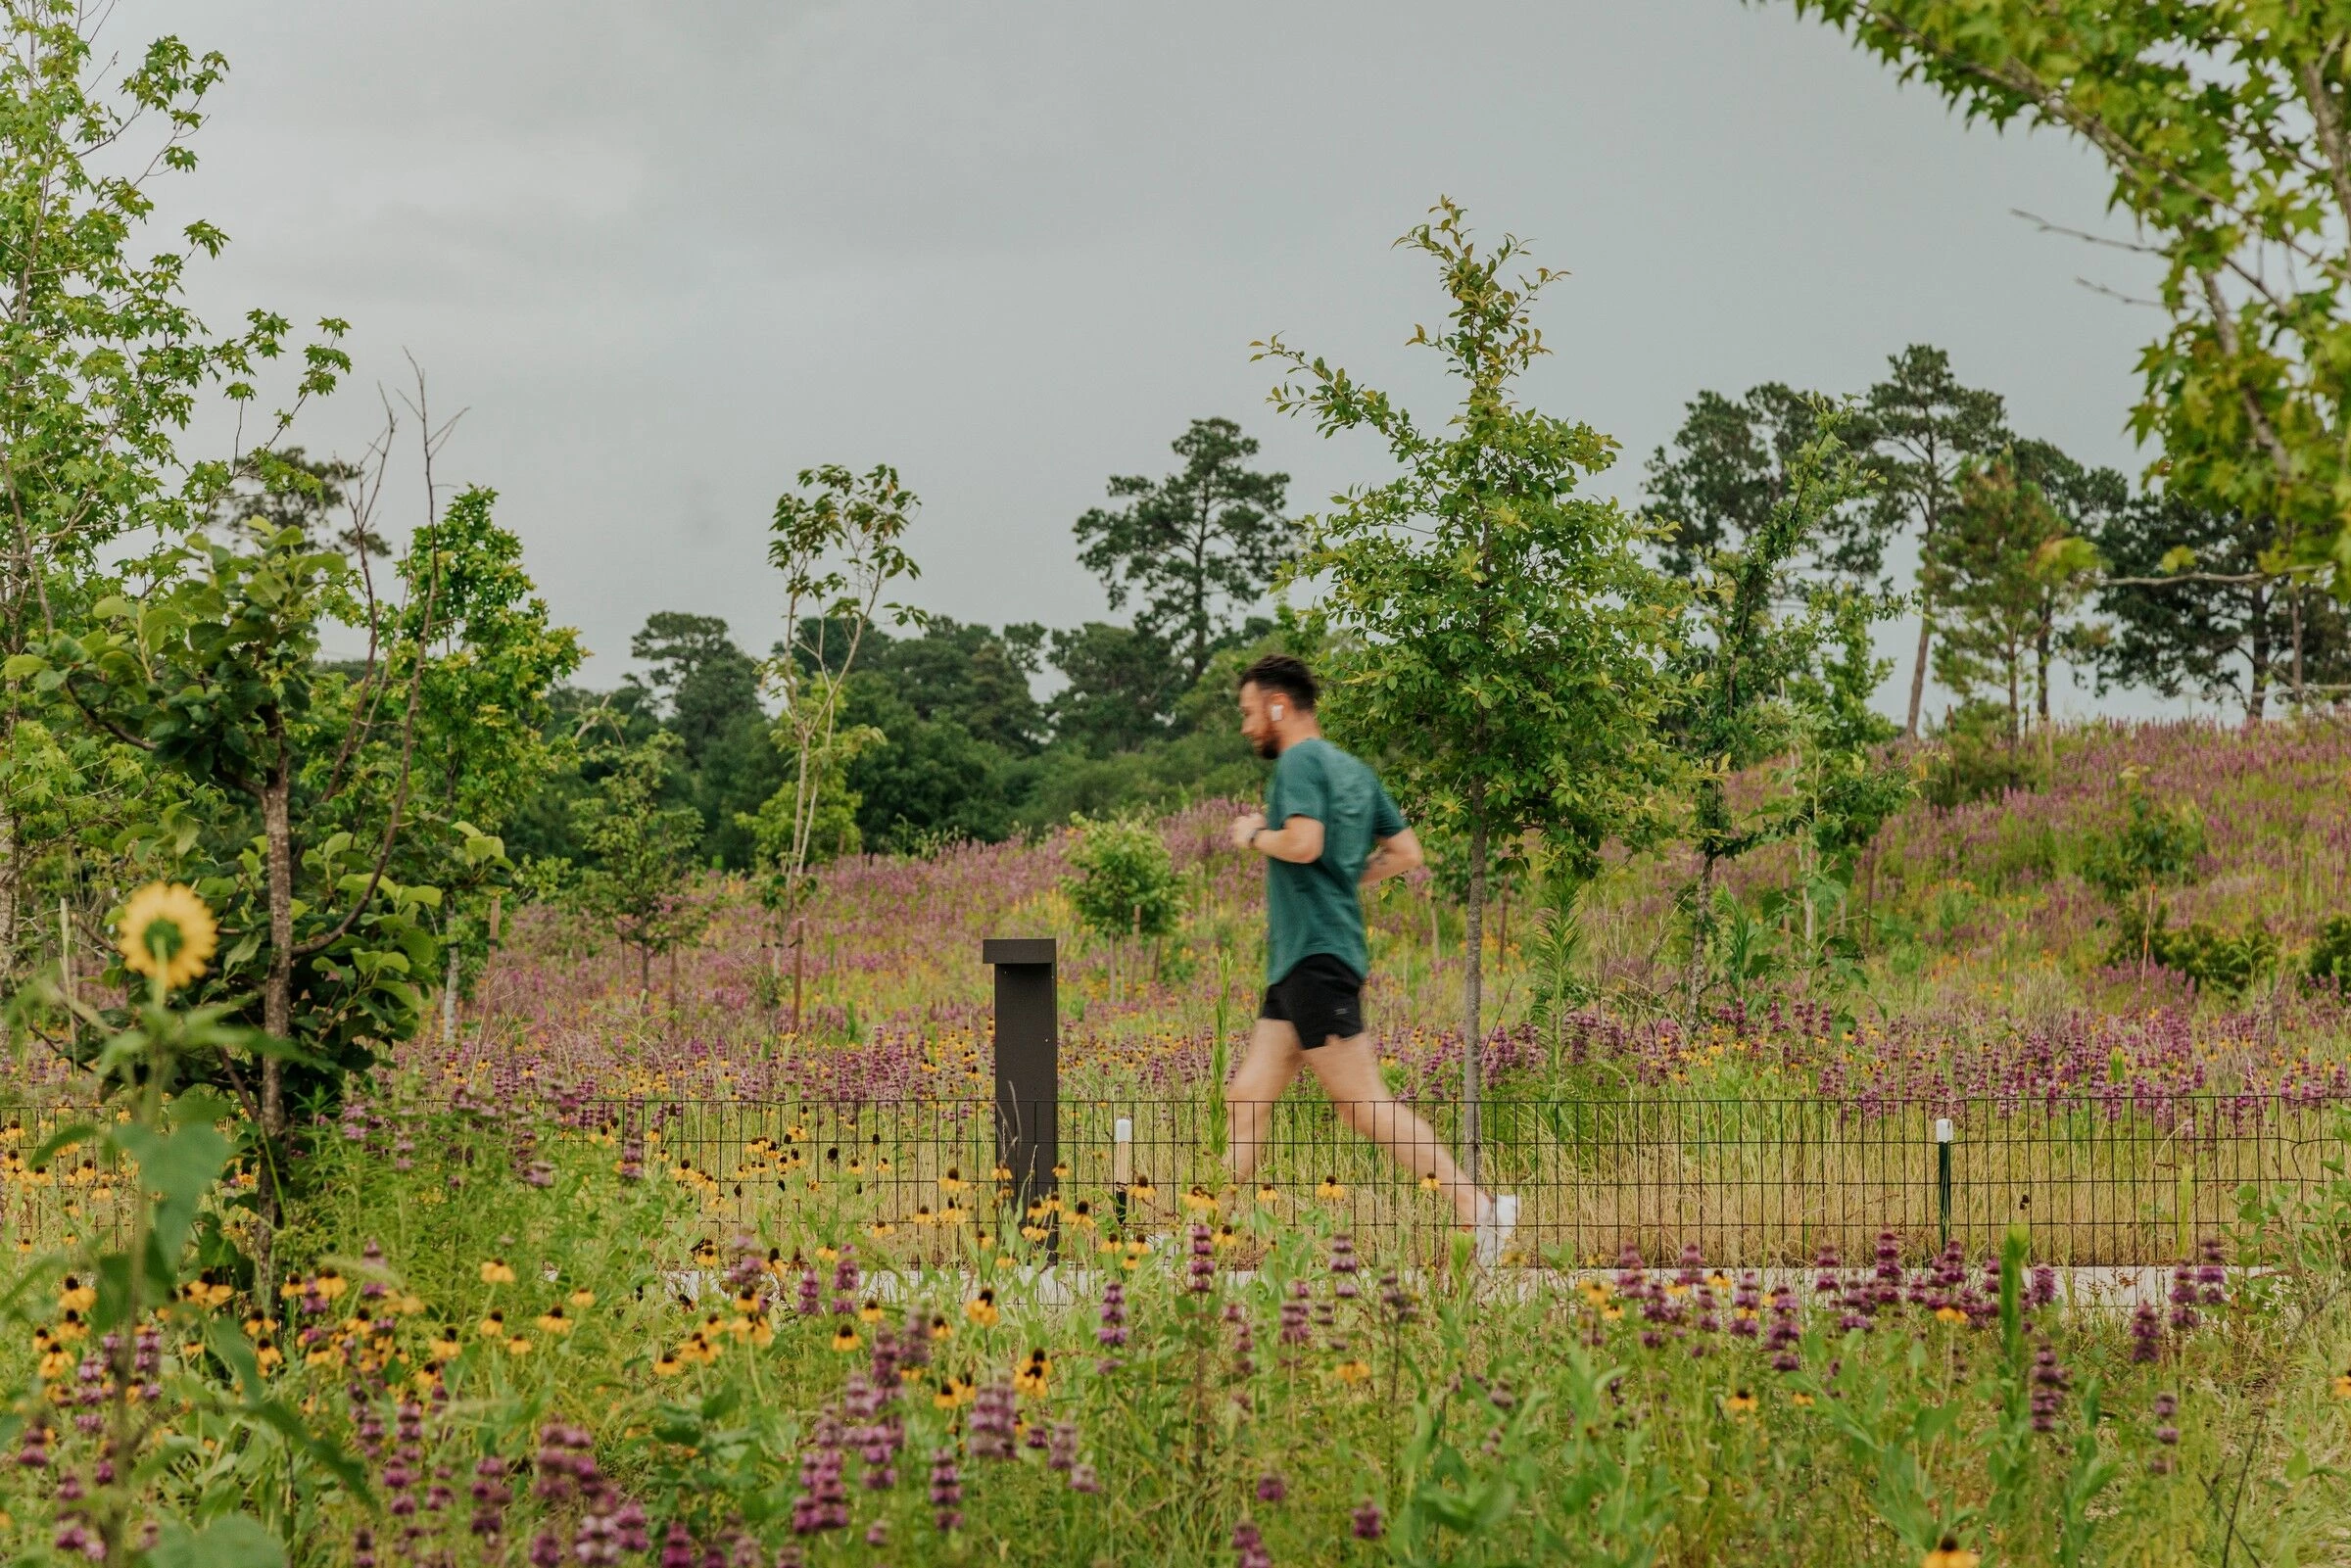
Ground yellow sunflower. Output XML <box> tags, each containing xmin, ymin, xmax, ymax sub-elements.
<box><xmin>118</xmin><ymin>883</ymin><xmax>217</xmax><ymax>990</ymax></box>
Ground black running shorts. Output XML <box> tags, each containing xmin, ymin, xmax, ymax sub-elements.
<box><xmin>1260</xmin><ymin>954</ymin><xmax>1366</xmax><ymax>1049</ymax></box>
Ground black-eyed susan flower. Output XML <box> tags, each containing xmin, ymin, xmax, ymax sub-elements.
<box><xmin>567</xmin><ymin>1289</ymin><xmax>595</xmax><ymax>1309</ymax></box>
<box><xmin>428</xmin><ymin>1330</ymin><xmax>461</xmax><ymax>1361</ymax></box>
<box><xmin>1934</xmin><ymin>1306</ymin><xmax>1968</xmax><ymax>1325</ymax></box>
<box><xmin>1181</xmin><ymin>1184</ymin><xmax>1218</xmax><ymax>1214</ymax></box>
<box><xmin>868</xmin><ymin>1220</ymin><xmax>897</xmax><ymax>1239</ymax></box>
<box><xmin>1723</xmin><ymin>1389</ymin><xmax>1758</xmax><ymax>1417</ymax></box>
<box><xmin>534</xmin><ymin>1307</ymin><xmax>572</xmax><ymax>1337</ymax></box>
<box><xmin>1255</xmin><ymin>1183</ymin><xmax>1282</xmax><ymax>1207</ymax></box>
<box><xmin>2333</xmin><ymin>1368</ymin><xmax>2351</xmax><ymax>1399</ymax></box>
<box><xmin>930</xmin><ymin>1314</ymin><xmax>953</xmax><ymax>1342</ymax></box>
<box><xmin>479</xmin><ymin>1259</ymin><xmax>516</xmax><ymax>1286</ymax></box>
<box><xmin>1127</xmin><ymin>1175</ymin><xmax>1157</xmax><ymax>1203</ymax></box>
<box><xmin>504</xmin><ymin>1336</ymin><xmax>532</xmax><ymax>1356</ymax></box>
<box><xmin>1332</xmin><ymin>1358</ymin><xmax>1372</xmax><ymax>1385</ymax></box>
<box><xmin>831</xmin><ymin>1323</ymin><xmax>860</xmax><ymax>1353</ymax></box>
<box><xmin>652</xmin><ymin>1352</ymin><xmax>682</xmax><ymax>1377</ymax></box>
<box><xmin>1790</xmin><ymin>1392</ymin><xmax>1815</xmax><ymax>1408</ymax></box>
<box><xmin>476</xmin><ymin>1310</ymin><xmax>505</xmax><ymax>1340</ymax></box>
<box><xmin>254</xmin><ymin>1340</ymin><xmax>282</xmax><ymax>1372</ymax></box>
<box><xmin>1922</xmin><ymin>1538</ymin><xmax>1980</xmax><ymax>1568</ymax></box>
<box><xmin>57</xmin><ymin>1275</ymin><xmax>94</xmax><ymax>1313</ymax></box>
<box><xmin>965</xmin><ymin>1290</ymin><xmax>999</xmax><ymax>1328</ymax></box>
<box><xmin>118</xmin><ymin>882</ymin><xmax>218</xmax><ymax>990</ymax></box>
<box><xmin>313</xmin><ymin>1272</ymin><xmax>347</xmax><ymax>1301</ymax></box>
<box><xmin>859</xmin><ymin>1299</ymin><xmax>885</xmax><ymax>1324</ymax></box>
<box><xmin>1014</xmin><ymin>1350</ymin><xmax>1050</xmax><ymax>1397</ymax></box>
<box><xmin>1067</xmin><ymin>1201</ymin><xmax>1094</xmax><ymax>1229</ymax></box>
<box><xmin>938</xmin><ymin>1168</ymin><xmax>967</xmax><ymax>1195</ymax></box>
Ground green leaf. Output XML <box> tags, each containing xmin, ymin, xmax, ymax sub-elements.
<box><xmin>246</xmin><ymin>1399</ymin><xmax>373</xmax><ymax>1502</ymax></box>
<box><xmin>145</xmin><ymin>1514</ymin><xmax>286</xmax><ymax>1568</ymax></box>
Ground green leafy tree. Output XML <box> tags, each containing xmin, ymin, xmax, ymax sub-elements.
<box><xmin>1046</xmin><ymin>622</ymin><xmax>1186</xmax><ymax>757</ymax></box>
<box><xmin>736</xmin><ymin>723</ymin><xmax>874</xmax><ymax>871</ymax></box>
<box><xmin>1074</xmin><ymin>417</ymin><xmax>1294</xmax><ymax>684</ymax></box>
<box><xmin>756</xmin><ymin>464</ymin><xmax>922</xmax><ymax>918</ymax></box>
<box><xmin>1849</xmin><ymin>346</ymin><xmax>2009</xmax><ymax>736</ymax></box>
<box><xmin>1642</xmin><ymin>381</ymin><xmax>1870</xmax><ymax>578</ymax></box>
<box><xmin>627</xmin><ymin>612</ymin><xmax>783</xmax><ymax>868</ymax></box>
<box><xmin>2088</xmin><ymin>496</ymin><xmax>2349</xmax><ymax>720</ymax></box>
<box><xmin>1062</xmin><ymin>816</ymin><xmax>1182</xmax><ymax>941</ymax></box>
<box><xmin>12</xmin><ymin>481</ymin><xmax>532</xmax><ymax>1274</ymax></box>
<box><xmin>834</xmin><ymin>673</ymin><xmax>1016</xmax><ymax>851</ymax></box>
<box><xmin>860</xmin><ymin>617</ymin><xmax>1046</xmax><ymax>754</ymax></box>
<box><xmin>0</xmin><ymin>5</ymin><xmax>349</xmax><ymax>969</ymax></box>
<box><xmin>1669</xmin><ymin>406</ymin><xmax>1892</xmax><ymax>1006</ymax></box>
<box><xmin>1924</xmin><ymin>452</ymin><xmax>2105</xmax><ymax>744</ymax></box>
<box><xmin>207</xmin><ymin>447</ymin><xmax>372</xmax><ymax>555</ymax></box>
<box><xmin>1778</xmin><ymin>2</ymin><xmax>2351</xmax><ymax>594</ymax></box>
<box><xmin>570</xmin><ymin>732</ymin><xmax>708</xmax><ymax>1000</ymax></box>
<box><xmin>1258</xmin><ymin>200</ymin><xmax>1684</xmax><ymax>1171</ymax></box>
<box><xmin>629</xmin><ymin>612</ymin><xmax>763</xmax><ymax>763</ymax></box>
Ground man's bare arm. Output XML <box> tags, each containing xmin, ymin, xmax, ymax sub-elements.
<box><xmin>1362</xmin><ymin>827</ymin><xmax>1424</xmax><ymax>886</ymax></box>
<box><xmin>1229</xmin><ymin>810</ymin><xmax>1325</xmax><ymax>864</ymax></box>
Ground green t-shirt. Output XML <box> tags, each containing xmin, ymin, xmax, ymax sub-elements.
<box><xmin>1263</xmin><ymin>736</ymin><xmax>1406</xmax><ymax>984</ymax></box>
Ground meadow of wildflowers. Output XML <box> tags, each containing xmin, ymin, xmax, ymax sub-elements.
<box><xmin>7</xmin><ymin>719</ymin><xmax>2351</xmax><ymax>1564</ymax></box>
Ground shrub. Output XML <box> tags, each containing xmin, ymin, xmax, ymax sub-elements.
<box><xmin>1920</xmin><ymin>700</ymin><xmax>2045</xmax><ymax>807</ymax></box>
<box><xmin>1062</xmin><ymin>816</ymin><xmax>1183</xmax><ymax>939</ymax></box>
<box><xmin>2304</xmin><ymin>914</ymin><xmax>2351</xmax><ymax>988</ymax></box>
<box><xmin>2108</xmin><ymin>905</ymin><xmax>2279</xmax><ymax>995</ymax></box>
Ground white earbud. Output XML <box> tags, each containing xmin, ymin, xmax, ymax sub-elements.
<box><xmin>1271</xmin><ymin>704</ymin><xmax>1284</xmax><ymax>720</ymax></box>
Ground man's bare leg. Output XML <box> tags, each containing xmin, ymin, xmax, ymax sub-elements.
<box><xmin>1225</xmin><ymin>1017</ymin><xmax>1305</xmax><ymax>1190</ymax></box>
<box><xmin>1302</xmin><ymin>1033</ymin><xmax>1485</xmax><ymax>1228</ymax></box>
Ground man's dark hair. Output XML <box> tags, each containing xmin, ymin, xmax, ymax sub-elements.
<box><xmin>1237</xmin><ymin>652</ymin><xmax>1318</xmax><ymax>710</ymax></box>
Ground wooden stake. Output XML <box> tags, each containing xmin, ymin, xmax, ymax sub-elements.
<box><xmin>792</xmin><ymin>917</ymin><xmax>806</xmax><ymax>1036</ymax></box>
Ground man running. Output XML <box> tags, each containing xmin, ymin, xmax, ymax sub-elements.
<box><xmin>1224</xmin><ymin>653</ymin><xmax>1518</xmax><ymax>1264</ymax></box>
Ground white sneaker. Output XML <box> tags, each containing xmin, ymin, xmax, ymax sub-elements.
<box><xmin>1475</xmin><ymin>1194</ymin><xmax>1519</xmax><ymax>1267</ymax></box>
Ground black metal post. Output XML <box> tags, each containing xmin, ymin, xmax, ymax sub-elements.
<box><xmin>984</xmin><ymin>937</ymin><xmax>1058</xmax><ymax>1254</ymax></box>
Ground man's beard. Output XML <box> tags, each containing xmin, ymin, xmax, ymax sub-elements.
<box><xmin>1253</xmin><ymin>733</ymin><xmax>1281</xmax><ymax>760</ymax></box>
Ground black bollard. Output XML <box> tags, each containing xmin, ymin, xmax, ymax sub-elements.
<box><xmin>983</xmin><ymin>938</ymin><xmax>1058</xmax><ymax>1254</ymax></box>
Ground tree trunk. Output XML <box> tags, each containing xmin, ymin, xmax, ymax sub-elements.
<box><xmin>2004</xmin><ymin>644</ymin><xmax>2020</xmax><ymax>746</ymax></box>
<box><xmin>2035</xmin><ymin>608</ymin><xmax>2052</xmax><ymax>727</ymax></box>
<box><xmin>261</xmin><ymin>747</ymin><xmax>294</xmax><ymax>1127</ymax></box>
<box><xmin>1684</xmin><ymin>849</ymin><xmax>1717</xmax><ymax>1017</ymax></box>
<box><xmin>1463</xmin><ymin>798</ymin><xmax>1486</xmax><ymax>1196</ymax></box>
<box><xmin>2247</xmin><ymin>579</ymin><xmax>2271</xmax><ymax>724</ymax></box>
<box><xmin>2290</xmin><ymin>582</ymin><xmax>2307</xmax><ymax>709</ymax></box>
<box><xmin>1904</xmin><ymin>603</ymin><xmax>1933</xmax><ymax>737</ymax></box>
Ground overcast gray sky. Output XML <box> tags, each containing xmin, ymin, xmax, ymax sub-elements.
<box><xmin>130</xmin><ymin>0</ymin><xmax>2180</xmax><ymax>718</ymax></box>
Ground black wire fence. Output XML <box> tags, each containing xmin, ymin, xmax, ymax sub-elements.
<box><xmin>583</xmin><ymin>1091</ymin><xmax>2351</xmax><ymax>1268</ymax></box>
